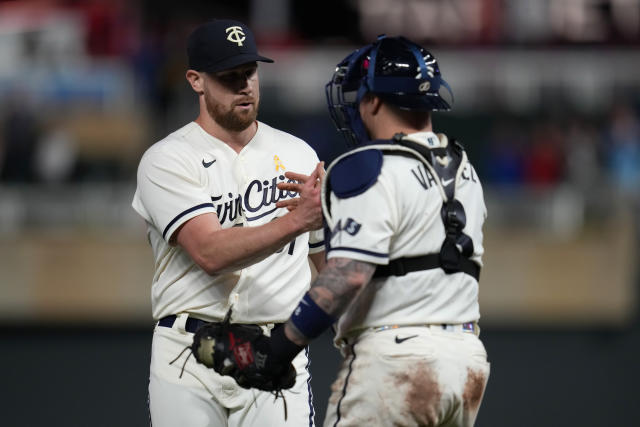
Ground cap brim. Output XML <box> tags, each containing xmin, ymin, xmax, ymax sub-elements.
<box><xmin>198</xmin><ymin>53</ymin><xmax>274</xmax><ymax>73</ymax></box>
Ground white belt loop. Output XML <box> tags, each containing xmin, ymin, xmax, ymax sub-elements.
<box><xmin>476</xmin><ymin>324</ymin><xmax>481</xmax><ymax>337</ymax></box>
<box><xmin>174</xmin><ymin>313</ymin><xmax>189</xmax><ymax>334</ymax></box>
<box><xmin>263</xmin><ymin>323</ymin><xmax>275</xmax><ymax>336</ymax></box>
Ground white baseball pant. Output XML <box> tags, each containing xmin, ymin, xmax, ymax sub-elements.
<box><xmin>148</xmin><ymin>313</ymin><xmax>315</xmax><ymax>427</ymax></box>
<box><xmin>324</xmin><ymin>325</ymin><xmax>490</xmax><ymax>427</ymax></box>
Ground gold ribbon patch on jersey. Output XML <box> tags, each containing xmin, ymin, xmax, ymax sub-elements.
<box><xmin>274</xmin><ymin>155</ymin><xmax>286</xmax><ymax>171</ymax></box>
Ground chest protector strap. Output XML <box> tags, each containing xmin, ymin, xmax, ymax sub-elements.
<box><xmin>373</xmin><ymin>133</ymin><xmax>480</xmax><ymax>281</ymax></box>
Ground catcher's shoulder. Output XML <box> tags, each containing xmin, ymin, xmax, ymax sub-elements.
<box><xmin>327</xmin><ymin>147</ymin><xmax>384</xmax><ymax>198</ymax></box>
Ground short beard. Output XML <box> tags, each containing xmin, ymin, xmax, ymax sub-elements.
<box><xmin>204</xmin><ymin>92</ymin><xmax>258</xmax><ymax>132</ymax></box>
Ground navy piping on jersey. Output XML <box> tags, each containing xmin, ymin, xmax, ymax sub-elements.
<box><xmin>309</xmin><ymin>241</ymin><xmax>325</xmax><ymax>249</ymax></box>
<box><xmin>305</xmin><ymin>346</ymin><xmax>315</xmax><ymax>426</ymax></box>
<box><xmin>334</xmin><ymin>342</ymin><xmax>357</xmax><ymax>427</ymax></box>
<box><xmin>327</xmin><ymin>247</ymin><xmax>388</xmax><ymax>258</ymax></box>
<box><xmin>162</xmin><ymin>203</ymin><xmax>214</xmax><ymax>239</ymax></box>
<box><xmin>147</xmin><ymin>376</ymin><xmax>152</xmax><ymax>426</ymax></box>
<box><xmin>245</xmin><ymin>206</ymin><xmax>278</xmax><ymax>221</ymax></box>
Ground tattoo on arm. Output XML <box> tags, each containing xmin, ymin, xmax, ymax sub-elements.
<box><xmin>309</xmin><ymin>258</ymin><xmax>376</xmax><ymax>317</ymax></box>
<box><xmin>285</xmin><ymin>258</ymin><xmax>376</xmax><ymax>346</ymax></box>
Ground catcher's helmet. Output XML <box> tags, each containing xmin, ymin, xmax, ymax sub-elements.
<box><xmin>326</xmin><ymin>35</ymin><xmax>453</xmax><ymax>147</ymax></box>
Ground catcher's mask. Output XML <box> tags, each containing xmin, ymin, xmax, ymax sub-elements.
<box><xmin>325</xmin><ymin>35</ymin><xmax>453</xmax><ymax>147</ymax></box>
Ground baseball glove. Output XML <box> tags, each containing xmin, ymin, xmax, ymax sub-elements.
<box><xmin>191</xmin><ymin>310</ymin><xmax>297</xmax><ymax>392</ymax></box>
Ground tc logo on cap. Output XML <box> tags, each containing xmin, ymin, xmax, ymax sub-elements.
<box><xmin>226</xmin><ymin>26</ymin><xmax>246</xmax><ymax>46</ymax></box>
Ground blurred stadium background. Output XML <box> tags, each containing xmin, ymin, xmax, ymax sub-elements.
<box><xmin>0</xmin><ymin>0</ymin><xmax>638</xmax><ymax>426</ymax></box>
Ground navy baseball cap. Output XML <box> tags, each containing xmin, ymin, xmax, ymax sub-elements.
<box><xmin>187</xmin><ymin>19</ymin><xmax>274</xmax><ymax>73</ymax></box>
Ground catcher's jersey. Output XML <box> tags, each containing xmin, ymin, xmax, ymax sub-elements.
<box><xmin>132</xmin><ymin>121</ymin><xmax>323</xmax><ymax>323</ymax></box>
<box><xmin>323</xmin><ymin>132</ymin><xmax>486</xmax><ymax>339</ymax></box>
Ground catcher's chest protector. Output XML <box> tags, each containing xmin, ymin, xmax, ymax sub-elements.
<box><xmin>324</xmin><ymin>133</ymin><xmax>479</xmax><ymax>280</ymax></box>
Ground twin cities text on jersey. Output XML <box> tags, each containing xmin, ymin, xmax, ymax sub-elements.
<box><xmin>211</xmin><ymin>175</ymin><xmax>299</xmax><ymax>224</ymax></box>
<box><xmin>411</xmin><ymin>162</ymin><xmax>478</xmax><ymax>190</ymax></box>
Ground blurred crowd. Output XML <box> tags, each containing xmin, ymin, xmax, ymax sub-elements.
<box><xmin>482</xmin><ymin>103</ymin><xmax>640</xmax><ymax>200</ymax></box>
<box><xmin>2</xmin><ymin>93</ymin><xmax>638</xmax><ymax>201</ymax></box>
<box><xmin>0</xmin><ymin>0</ymin><xmax>638</xmax><ymax>210</ymax></box>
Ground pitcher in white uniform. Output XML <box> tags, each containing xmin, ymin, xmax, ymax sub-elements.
<box><xmin>132</xmin><ymin>19</ymin><xmax>325</xmax><ymax>427</ymax></box>
<box><xmin>247</xmin><ymin>35</ymin><xmax>491</xmax><ymax>427</ymax></box>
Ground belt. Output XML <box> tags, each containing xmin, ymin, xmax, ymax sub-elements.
<box><xmin>158</xmin><ymin>315</ymin><xmax>209</xmax><ymax>333</ymax></box>
<box><xmin>158</xmin><ymin>315</ymin><xmax>283</xmax><ymax>334</ymax></box>
<box><xmin>339</xmin><ymin>321</ymin><xmax>480</xmax><ymax>347</ymax></box>
<box><xmin>373</xmin><ymin>322</ymin><xmax>480</xmax><ymax>336</ymax></box>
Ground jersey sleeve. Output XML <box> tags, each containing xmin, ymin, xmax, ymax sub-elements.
<box><xmin>308</xmin><ymin>228</ymin><xmax>325</xmax><ymax>254</ymax></box>
<box><xmin>132</xmin><ymin>149</ymin><xmax>216</xmax><ymax>243</ymax></box>
<box><xmin>325</xmin><ymin>175</ymin><xmax>396</xmax><ymax>265</ymax></box>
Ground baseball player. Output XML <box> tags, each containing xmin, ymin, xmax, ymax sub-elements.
<box><xmin>232</xmin><ymin>35</ymin><xmax>491</xmax><ymax>426</ymax></box>
<box><xmin>131</xmin><ymin>19</ymin><xmax>324</xmax><ymax>426</ymax></box>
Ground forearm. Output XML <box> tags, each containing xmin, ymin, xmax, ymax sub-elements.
<box><xmin>204</xmin><ymin>163</ymin><xmax>323</xmax><ymax>273</ymax></box>
<box><xmin>218</xmin><ymin>216</ymin><xmax>302</xmax><ymax>272</ymax></box>
<box><xmin>283</xmin><ymin>258</ymin><xmax>376</xmax><ymax>346</ymax></box>
<box><xmin>180</xmin><ymin>212</ymin><xmax>306</xmax><ymax>274</ymax></box>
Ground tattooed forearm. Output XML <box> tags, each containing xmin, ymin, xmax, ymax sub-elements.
<box><xmin>284</xmin><ymin>257</ymin><xmax>376</xmax><ymax>346</ymax></box>
<box><xmin>308</xmin><ymin>257</ymin><xmax>376</xmax><ymax>317</ymax></box>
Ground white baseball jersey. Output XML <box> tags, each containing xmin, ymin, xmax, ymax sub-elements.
<box><xmin>132</xmin><ymin>121</ymin><xmax>323</xmax><ymax>323</ymax></box>
<box><xmin>322</xmin><ymin>131</ymin><xmax>486</xmax><ymax>340</ymax></box>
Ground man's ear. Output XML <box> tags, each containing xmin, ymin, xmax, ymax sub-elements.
<box><xmin>370</xmin><ymin>95</ymin><xmax>382</xmax><ymax>115</ymax></box>
<box><xmin>359</xmin><ymin>93</ymin><xmax>382</xmax><ymax>117</ymax></box>
<box><xmin>186</xmin><ymin>70</ymin><xmax>205</xmax><ymax>95</ymax></box>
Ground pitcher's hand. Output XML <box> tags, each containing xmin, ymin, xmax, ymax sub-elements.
<box><xmin>277</xmin><ymin>162</ymin><xmax>324</xmax><ymax>231</ymax></box>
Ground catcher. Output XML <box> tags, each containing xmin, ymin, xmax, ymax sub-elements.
<box><xmin>193</xmin><ymin>35</ymin><xmax>491</xmax><ymax>426</ymax></box>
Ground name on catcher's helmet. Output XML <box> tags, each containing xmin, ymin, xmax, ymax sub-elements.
<box><xmin>325</xmin><ymin>35</ymin><xmax>453</xmax><ymax>147</ymax></box>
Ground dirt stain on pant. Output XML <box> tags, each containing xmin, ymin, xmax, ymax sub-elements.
<box><xmin>394</xmin><ymin>362</ymin><xmax>442</xmax><ymax>426</ymax></box>
<box><xmin>463</xmin><ymin>368</ymin><xmax>486</xmax><ymax>412</ymax></box>
<box><xmin>329</xmin><ymin>375</ymin><xmax>346</xmax><ymax>405</ymax></box>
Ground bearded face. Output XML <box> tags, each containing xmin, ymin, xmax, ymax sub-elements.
<box><xmin>203</xmin><ymin>89</ymin><xmax>259</xmax><ymax>132</ymax></box>
<box><xmin>202</xmin><ymin>64</ymin><xmax>260</xmax><ymax>132</ymax></box>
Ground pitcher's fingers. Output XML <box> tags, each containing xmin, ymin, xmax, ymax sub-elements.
<box><xmin>315</xmin><ymin>162</ymin><xmax>325</xmax><ymax>185</ymax></box>
<box><xmin>306</xmin><ymin>164</ymin><xmax>321</xmax><ymax>182</ymax></box>
<box><xmin>277</xmin><ymin>182</ymin><xmax>301</xmax><ymax>192</ymax></box>
<box><xmin>276</xmin><ymin>199</ymin><xmax>299</xmax><ymax>209</ymax></box>
<box><xmin>283</xmin><ymin>171</ymin><xmax>309</xmax><ymax>182</ymax></box>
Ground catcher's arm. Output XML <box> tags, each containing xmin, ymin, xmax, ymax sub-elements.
<box><xmin>270</xmin><ymin>257</ymin><xmax>376</xmax><ymax>358</ymax></box>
